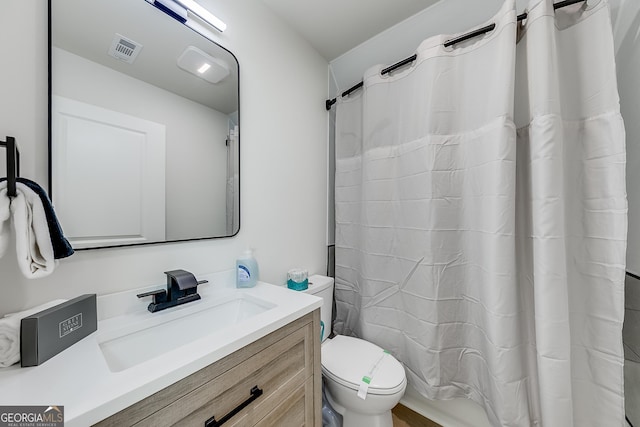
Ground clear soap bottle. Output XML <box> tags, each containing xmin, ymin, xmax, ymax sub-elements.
<box><xmin>236</xmin><ymin>249</ymin><xmax>259</xmax><ymax>288</ymax></box>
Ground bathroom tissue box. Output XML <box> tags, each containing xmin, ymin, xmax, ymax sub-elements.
<box><xmin>287</xmin><ymin>269</ymin><xmax>309</xmax><ymax>291</ymax></box>
<box><xmin>20</xmin><ymin>294</ymin><xmax>97</xmax><ymax>367</ymax></box>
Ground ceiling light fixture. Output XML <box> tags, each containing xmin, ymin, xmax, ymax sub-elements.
<box><xmin>177</xmin><ymin>46</ymin><xmax>230</xmax><ymax>84</ymax></box>
<box><xmin>151</xmin><ymin>0</ymin><xmax>226</xmax><ymax>32</ymax></box>
<box><xmin>171</xmin><ymin>0</ymin><xmax>226</xmax><ymax>32</ymax></box>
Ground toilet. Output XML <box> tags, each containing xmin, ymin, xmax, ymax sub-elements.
<box><xmin>302</xmin><ymin>275</ymin><xmax>407</xmax><ymax>427</ymax></box>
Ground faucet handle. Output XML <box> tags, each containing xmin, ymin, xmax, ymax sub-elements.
<box><xmin>136</xmin><ymin>289</ymin><xmax>167</xmax><ymax>303</ymax></box>
<box><xmin>137</xmin><ymin>289</ymin><xmax>164</xmax><ymax>298</ymax></box>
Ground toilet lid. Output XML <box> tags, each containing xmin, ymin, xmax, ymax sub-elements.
<box><xmin>321</xmin><ymin>335</ymin><xmax>406</xmax><ymax>395</ymax></box>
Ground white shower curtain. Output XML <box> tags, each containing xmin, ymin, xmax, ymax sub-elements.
<box><xmin>333</xmin><ymin>0</ymin><xmax>627</xmax><ymax>425</ymax></box>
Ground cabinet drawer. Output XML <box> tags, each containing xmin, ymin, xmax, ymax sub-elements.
<box><xmin>135</xmin><ymin>322</ymin><xmax>313</xmax><ymax>427</ymax></box>
<box><xmin>254</xmin><ymin>377</ymin><xmax>314</xmax><ymax>427</ymax></box>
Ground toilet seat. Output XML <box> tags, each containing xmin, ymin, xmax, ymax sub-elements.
<box><xmin>321</xmin><ymin>335</ymin><xmax>406</xmax><ymax>396</ymax></box>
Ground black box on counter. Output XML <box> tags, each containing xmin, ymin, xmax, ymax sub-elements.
<box><xmin>20</xmin><ymin>294</ymin><xmax>97</xmax><ymax>367</ymax></box>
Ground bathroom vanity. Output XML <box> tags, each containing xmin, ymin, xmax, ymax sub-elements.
<box><xmin>0</xmin><ymin>271</ymin><xmax>322</xmax><ymax>426</ymax></box>
<box><xmin>96</xmin><ymin>311</ymin><xmax>320</xmax><ymax>426</ymax></box>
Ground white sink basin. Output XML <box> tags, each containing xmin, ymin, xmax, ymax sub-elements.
<box><xmin>98</xmin><ymin>293</ymin><xmax>276</xmax><ymax>372</ymax></box>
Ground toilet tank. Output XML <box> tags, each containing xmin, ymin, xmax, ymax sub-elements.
<box><xmin>302</xmin><ymin>275</ymin><xmax>334</xmax><ymax>341</ymax></box>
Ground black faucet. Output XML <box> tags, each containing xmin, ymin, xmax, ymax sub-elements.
<box><xmin>136</xmin><ymin>269</ymin><xmax>208</xmax><ymax>313</ymax></box>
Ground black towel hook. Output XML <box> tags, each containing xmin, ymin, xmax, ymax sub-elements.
<box><xmin>0</xmin><ymin>136</ymin><xmax>19</xmax><ymax>198</ymax></box>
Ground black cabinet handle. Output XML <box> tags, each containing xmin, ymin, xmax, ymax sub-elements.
<box><xmin>204</xmin><ymin>386</ymin><xmax>263</xmax><ymax>427</ymax></box>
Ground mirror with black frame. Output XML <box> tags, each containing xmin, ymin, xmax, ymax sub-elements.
<box><xmin>49</xmin><ymin>0</ymin><xmax>239</xmax><ymax>249</ymax></box>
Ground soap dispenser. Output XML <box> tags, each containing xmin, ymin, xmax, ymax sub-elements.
<box><xmin>236</xmin><ymin>249</ymin><xmax>259</xmax><ymax>288</ymax></box>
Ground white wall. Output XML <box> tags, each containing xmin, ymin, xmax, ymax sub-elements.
<box><xmin>0</xmin><ymin>0</ymin><xmax>328</xmax><ymax>314</ymax></box>
<box><xmin>53</xmin><ymin>47</ymin><xmax>229</xmax><ymax>239</ymax></box>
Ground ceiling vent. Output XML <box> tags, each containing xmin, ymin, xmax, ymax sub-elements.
<box><xmin>108</xmin><ymin>34</ymin><xmax>143</xmax><ymax>64</ymax></box>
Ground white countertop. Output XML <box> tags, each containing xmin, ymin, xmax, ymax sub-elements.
<box><xmin>0</xmin><ymin>270</ymin><xmax>322</xmax><ymax>426</ymax></box>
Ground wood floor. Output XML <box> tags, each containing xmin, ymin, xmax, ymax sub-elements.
<box><xmin>392</xmin><ymin>404</ymin><xmax>442</xmax><ymax>427</ymax></box>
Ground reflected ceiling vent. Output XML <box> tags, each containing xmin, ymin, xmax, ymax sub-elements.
<box><xmin>177</xmin><ymin>46</ymin><xmax>229</xmax><ymax>84</ymax></box>
<box><xmin>108</xmin><ymin>34</ymin><xmax>143</xmax><ymax>64</ymax></box>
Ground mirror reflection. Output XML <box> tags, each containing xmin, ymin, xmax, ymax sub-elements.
<box><xmin>49</xmin><ymin>0</ymin><xmax>239</xmax><ymax>249</ymax></box>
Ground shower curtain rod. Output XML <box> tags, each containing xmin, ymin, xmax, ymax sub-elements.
<box><xmin>325</xmin><ymin>0</ymin><xmax>586</xmax><ymax>111</ymax></box>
